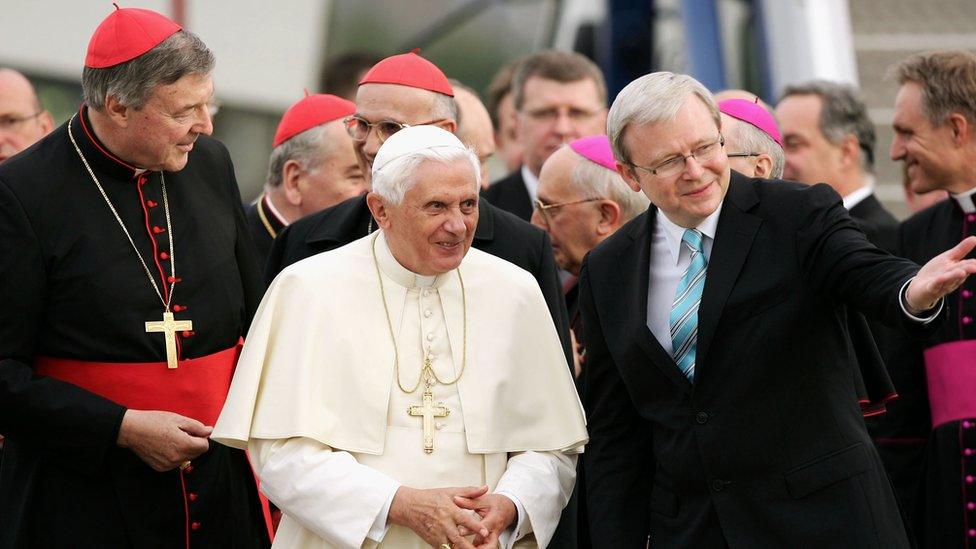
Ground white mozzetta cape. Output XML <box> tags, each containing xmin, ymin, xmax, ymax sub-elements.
<box><xmin>213</xmin><ymin>233</ymin><xmax>587</xmax><ymax>455</ymax></box>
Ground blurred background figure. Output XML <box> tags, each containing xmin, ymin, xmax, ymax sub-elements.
<box><xmin>450</xmin><ymin>79</ymin><xmax>496</xmax><ymax>188</ymax></box>
<box><xmin>0</xmin><ymin>68</ymin><xmax>54</xmax><ymax>163</ymax></box>
<box><xmin>318</xmin><ymin>51</ymin><xmax>384</xmax><ymax>101</ymax></box>
<box><xmin>717</xmin><ymin>98</ymin><xmax>784</xmax><ymax>178</ymax></box>
<box><xmin>484</xmin><ymin>50</ymin><xmax>607</xmax><ymax>221</ymax></box>
<box><xmin>247</xmin><ymin>93</ymin><xmax>362</xmax><ymax>263</ymax></box>
<box><xmin>485</xmin><ymin>58</ymin><xmax>524</xmax><ymax>175</ymax></box>
<box><xmin>777</xmin><ymin>80</ymin><xmax>898</xmax><ymax>251</ymax></box>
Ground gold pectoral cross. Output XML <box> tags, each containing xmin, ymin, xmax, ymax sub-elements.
<box><xmin>145</xmin><ymin>311</ymin><xmax>193</xmax><ymax>369</ymax></box>
<box><xmin>407</xmin><ymin>369</ymin><xmax>450</xmax><ymax>453</ymax></box>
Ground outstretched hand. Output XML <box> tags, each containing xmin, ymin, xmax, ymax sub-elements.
<box><xmin>906</xmin><ymin>236</ymin><xmax>976</xmax><ymax>314</ymax></box>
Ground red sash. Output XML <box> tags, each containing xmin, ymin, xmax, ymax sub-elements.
<box><xmin>34</xmin><ymin>342</ymin><xmax>241</xmax><ymax>427</ymax></box>
<box><xmin>923</xmin><ymin>340</ymin><xmax>976</xmax><ymax>428</ymax></box>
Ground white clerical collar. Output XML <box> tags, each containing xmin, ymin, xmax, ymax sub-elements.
<box><xmin>656</xmin><ymin>203</ymin><xmax>723</xmax><ymax>267</ymax></box>
<box><xmin>950</xmin><ymin>186</ymin><xmax>976</xmax><ymax>214</ymax></box>
<box><xmin>521</xmin><ymin>164</ymin><xmax>540</xmax><ymax>204</ymax></box>
<box><xmin>375</xmin><ymin>231</ymin><xmax>449</xmax><ymax>289</ymax></box>
<box><xmin>264</xmin><ymin>193</ymin><xmax>291</xmax><ymax>226</ymax></box>
<box><xmin>842</xmin><ymin>183</ymin><xmax>874</xmax><ymax>210</ymax></box>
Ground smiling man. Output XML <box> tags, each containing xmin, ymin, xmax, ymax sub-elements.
<box><xmin>215</xmin><ymin>125</ymin><xmax>586</xmax><ymax>548</ymax></box>
<box><xmin>0</xmin><ymin>7</ymin><xmax>269</xmax><ymax>548</ymax></box>
<box><xmin>580</xmin><ymin>71</ymin><xmax>976</xmax><ymax>547</ymax></box>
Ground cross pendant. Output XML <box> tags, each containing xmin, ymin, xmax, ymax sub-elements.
<box><xmin>407</xmin><ymin>384</ymin><xmax>450</xmax><ymax>454</ymax></box>
<box><xmin>145</xmin><ymin>311</ymin><xmax>193</xmax><ymax>369</ymax></box>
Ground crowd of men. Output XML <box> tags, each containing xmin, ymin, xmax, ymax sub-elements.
<box><xmin>2</xmin><ymin>5</ymin><xmax>976</xmax><ymax>549</ymax></box>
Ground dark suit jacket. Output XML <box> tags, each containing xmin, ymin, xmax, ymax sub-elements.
<box><xmin>580</xmin><ymin>173</ymin><xmax>935</xmax><ymax>548</ymax></box>
<box><xmin>483</xmin><ymin>168</ymin><xmax>533</xmax><ymax>221</ymax></box>
<box><xmin>850</xmin><ymin>193</ymin><xmax>899</xmax><ymax>254</ymax></box>
<box><xmin>244</xmin><ymin>194</ymin><xmax>286</xmax><ymax>267</ymax></box>
<box><xmin>265</xmin><ymin>194</ymin><xmax>573</xmax><ymax>370</ymax></box>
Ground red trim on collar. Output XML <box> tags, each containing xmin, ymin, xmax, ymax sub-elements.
<box><xmin>78</xmin><ymin>106</ymin><xmax>141</xmax><ymax>178</ymax></box>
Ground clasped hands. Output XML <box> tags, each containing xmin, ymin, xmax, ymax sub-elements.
<box><xmin>905</xmin><ymin>235</ymin><xmax>976</xmax><ymax>314</ymax></box>
<box><xmin>389</xmin><ymin>485</ymin><xmax>517</xmax><ymax>549</ymax></box>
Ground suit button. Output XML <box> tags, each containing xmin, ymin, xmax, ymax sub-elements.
<box><xmin>191</xmin><ymin>521</ymin><xmax>201</xmax><ymax>531</ymax></box>
<box><xmin>711</xmin><ymin>479</ymin><xmax>727</xmax><ymax>492</ymax></box>
<box><xmin>695</xmin><ymin>411</ymin><xmax>709</xmax><ymax>424</ymax></box>
<box><xmin>188</xmin><ymin>492</ymin><xmax>199</xmax><ymax>501</ymax></box>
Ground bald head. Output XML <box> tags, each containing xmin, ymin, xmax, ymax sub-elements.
<box><xmin>713</xmin><ymin>89</ymin><xmax>773</xmax><ymax>111</ymax></box>
<box><xmin>0</xmin><ymin>69</ymin><xmax>54</xmax><ymax>163</ymax></box>
<box><xmin>452</xmin><ymin>82</ymin><xmax>496</xmax><ymax>188</ymax></box>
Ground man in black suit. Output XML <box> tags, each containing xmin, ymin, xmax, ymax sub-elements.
<box><xmin>580</xmin><ymin>71</ymin><xmax>976</xmax><ymax>547</ymax></box>
<box><xmin>777</xmin><ymin>80</ymin><xmax>898</xmax><ymax>252</ymax></box>
<box><xmin>483</xmin><ymin>50</ymin><xmax>607</xmax><ymax>221</ymax></box>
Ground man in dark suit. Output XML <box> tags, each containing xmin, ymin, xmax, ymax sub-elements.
<box><xmin>777</xmin><ymin>80</ymin><xmax>898</xmax><ymax>252</ymax></box>
<box><xmin>483</xmin><ymin>50</ymin><xmax>608</xmax><ymax>221</ymax></box>
<box><xmin>580</xmin><ymin>71</ymin><xmax>976</xmax><ymax>547</ymax></box>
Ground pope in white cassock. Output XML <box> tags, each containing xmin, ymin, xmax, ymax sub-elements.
<box><xmin>213</xmin><ymin>125</ymin><xmax>588</xmax><ymax>549</ymax></box>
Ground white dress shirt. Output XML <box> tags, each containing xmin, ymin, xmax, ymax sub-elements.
<box><xmin>951</xmin><ymin>186</ymin><xmax>976</xmax><ymax>214</ymax></box>
<box><xmin>521</xmin><ymin>165</ymin><xmax>539</xmax><ymax>205</ymax></box>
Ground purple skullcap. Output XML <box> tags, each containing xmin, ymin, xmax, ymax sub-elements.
<box><xmin>718</xmin><ymin>99</ymin><xmax>783</xmax><ymax>147</ymax></box>
<box><xmin>569</xmin><ymin>135</ymin><xmax>617</xmax><ymax>172</ymax></box>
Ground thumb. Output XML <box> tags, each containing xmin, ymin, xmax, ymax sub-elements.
<box><xmin>178</xmin><ymin>417</ymin><xmax>213</xmax><ymax>437</ymax></box>
<box><xmin>455</xmin><ymin>485</ymin><xmax>489</xmax><ymax>499</ymax></box>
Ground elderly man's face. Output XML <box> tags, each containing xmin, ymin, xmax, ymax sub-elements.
<box><xmin>297</xmin><ymin>122</ymin><xmax>367</xmax><ymax>217</ymax></box>
<box><xmin>531</xmin><ymin>148</ymin><xmax>604</xmax><ymax>276</ymax></box>
<box><xmin>619</xmin><ymin>96</ymin><xmax>730</xmax><ymax>229</ymax></box>
<box><xmin>380</xmin><ymin>158</ymin><xmax>479</xmax><ymax>275</ymax></box>
<box><xmin>121</xmin><ymin>72</ymin><xmax>214</xmax><ymax>171</ymax></box>
<box><xmin>0</xmin><ymin>70</ymin><xmax>53</xmax><ymax>163</ymax></box>
<box><xmin>776</xmin><ymin>94</ymin><xmax>843</xmax><ymax>185</ymax></box>
<box><xmin>353</xmin><ymin>83</ymin><xmax>455</xmax><ymax>182</ymax></box>
<box><xmin>454</xmin><ymin>87</ymin><xmax>497</xmax><ymax>188</ymax></box>
<box><xmin>891</xmin><ymin>81</ymin><xmax>961</xmax><ymax>194</ymax></box>
<box><xmin>517</xmin><ymin>77</ymin><xmax>606</xmax><ymax>176</ymax></box>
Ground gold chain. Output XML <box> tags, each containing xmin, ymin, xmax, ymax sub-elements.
<box><xmin>371</xmin><ymin>232</ymin><xmax>467</xmax><ymax>394</ymax></box>
<box><xmin>67</xmin><ymin>114</ymin><xmax>177</xmax><ymax>312</ymax></box>
<box><xmin>255</xmin><ymin>193</ymin><xmax>278</xmax><ymax>239</ymax></box>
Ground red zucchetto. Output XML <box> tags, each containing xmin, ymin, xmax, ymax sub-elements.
<box><xmin>85</xmin><ymin>5</ymin><xmax>182</xmax><ymax>69</ymax></box>
<box><xmin>273</xmin><ymin>93</ymin><xmax>357</xmax><ymax>148</ymax></box>
<box><xmin>358</xmin><ymin>51</ymin><xmax>454</xmax><ymax>97</ymax></box>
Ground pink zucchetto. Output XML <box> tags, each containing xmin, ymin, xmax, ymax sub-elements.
<box><xmin>718</xmin><ymin>99</ymin><xmax>783</xmax><ymax>147</ymax></box>
<box><xmin>569</xmin><ymin>135</ymin><xmax>617</xmax><ymax>172</ymax></box>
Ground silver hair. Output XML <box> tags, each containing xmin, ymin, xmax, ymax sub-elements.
<box><xmin>82</xmin><ymin>30</ymin><xmax>214</xmax><ymax>111</ymax></box>
<box><xmin>432</xmin><ymin>91</ymin><xmax>458</xmax><ymax>122</ymax></box>
<box><xmin>372</xmin><ymin>145</ymin><xmax>480</xmax><ymax>205</ymax></box>
<box><xmin>780</xmin><ymin>79</ymin><xmax>875</xmax><ymax>173</ymax></box>
<box><xmin>608</xmin><ymin>72</ymin><xmax>720</xmax><ymax>166</ymax></box>
<box><xmin>568</xmin><ymin>152</ymin><xmax>649</xmax><ymax>222</ymax></box>
<box><xmin>265</xmin><ymin>124</ymin><xmax>334</xmax><ymax>188</ymax></box>
<box><xmin>724</xmin><ymin>117</ymin><xmax>785</xmax><ymax>178</ymax></box>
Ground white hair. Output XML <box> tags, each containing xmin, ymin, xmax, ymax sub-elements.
<box><xmin>568</xmin><ymin>152</ymin><xmax>649</xmax><ymax>221</ymax></box>
<box><xmin>607</xmin><ymin>72</ymin><xmax>720</xmax><ymax>165</ymax></box>
<box><xmin>265</xmin><ymin>124</ymin><xmax>334</xmax><ymax>188</ymax></box>
<box><xmin>724</xmin><ymin>117</ymin><xmax>785</xmax><ymax>178</ymax></box>
<box><xmin>372</xmin><ymin>145</ymin><xmax>481</xmax><ymax>205</ymax></box>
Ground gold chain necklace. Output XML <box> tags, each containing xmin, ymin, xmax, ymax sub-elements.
<box><xmin>371</xmin><ymin>232</ymin><xmax>467</xmax><ymax>394</ymax></box>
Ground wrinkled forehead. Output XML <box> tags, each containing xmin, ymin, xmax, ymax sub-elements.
<box><xmin>355</xmin><ymin>83</ymin><xmax>436</xmax><ymax>122</ymax></box>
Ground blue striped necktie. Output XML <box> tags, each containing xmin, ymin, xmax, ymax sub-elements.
<box><xmin>670</xmin><ymin>229</ymin><xmax>707</xmax><ymax>381</ymax></box>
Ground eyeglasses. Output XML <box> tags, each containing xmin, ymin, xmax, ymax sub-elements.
<box><xmin>726</xmin><ymin>152</ymin><xmax>759</xmax><ymax>159</ymax></box>
<box><xmin>343</xmin><ymin>115</ymin><xmax>448</xmax><ymax>143</ymax></box>
<box><xmin>0</xmin><ymin>111</ymin><xmax>43</xmax><ymax>132</ymax></box>
<box><xmin>533</xmin><ymin>197</ymin><xmax>602</xmax><ymax>222</ymax></box>
<box><xmin>629</xmin><ymin>135</ymin><xmax>725</xmax><ymax>178</ymax></box>
<box><xmin>522</xmin><ymin>106</ymin><xmax>603</xmax><ymax>124</ymax></box>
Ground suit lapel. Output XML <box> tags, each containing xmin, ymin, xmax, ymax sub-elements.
<box><xmin>696</xmin><ymin>174</ymin><xmax>761</xmax><ymax>369</ymax></box>
<box><xmin>619</xmin><ymin>208</ymin><xmax>693</xmax><ymax>390</ymax></box>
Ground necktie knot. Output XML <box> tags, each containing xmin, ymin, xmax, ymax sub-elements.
<box><xmin>682</xmin><ymin>229</ymin><xmax>704</xmax><ymax>254</ymax></box>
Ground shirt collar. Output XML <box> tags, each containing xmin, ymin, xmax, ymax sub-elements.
<box><xmin>842</xmin><ymin>182</ymin><xmax>874</xmax><ymax>210</ymax></box>
<box><xmin>263</xmin><ymin>193</ymin><xmax>290</xmax><ymax>227</ymax></box>
<box><xmin>375</xmin><ymin>231</ymin><xmax>449</xmax><ymax>289</ymax></box>
<box><xmin>950</xmin><ymin>186</ymin><xmax>976</xmax><ymax>214</ymax></box>
<box><xmin>656</xmin><ymin>203</ymin><xmax>723</xmax><ymax>267</ymax></box>
<box><xmin>521</xmin><ymin>164</ymin><xmax>540</xmax><ymax>203</ymax></box>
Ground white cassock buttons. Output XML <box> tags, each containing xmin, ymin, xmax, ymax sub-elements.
<box><xmin>422</xmin><ymin>289</ymin><xmax>429</xmax><ymax>297</ymax></box>
<box><xmin>426</xmin><ymin>333</ymin><xmax>434</xmax><ymax>341</ymax></box>
<box><xmin>424</xmin><ymin>310</ymin><xmax>432</xmax><ymax>318</ymax></box>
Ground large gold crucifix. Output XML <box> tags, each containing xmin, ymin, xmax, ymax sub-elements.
<box><xmin>145</xmin><ymin>311</ymin><xmax>193</xmax><ymax>369</ymax></box>
<box><xmin>407</xmin><ymin>376</ymin><xmax>450</xmax><ymax>454</ymax></box>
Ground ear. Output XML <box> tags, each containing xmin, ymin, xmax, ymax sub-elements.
<box><xmin>103</xmin><ymin>94</ymin><xmax>131</xmax><ymax>128</ymax></box>
<box><xmin>281</xmin><ymin>159</ymin><xmax>305</xmax><ymax>207</ymax></box>
<box><xmin>596</xmin><ymin>200</ymin><xmax>622</xmax><ymax>235</ymax></box>
<box><xmin>947</xmin><ymin>112</ymin><xmax>970</xmax><ymax>146</ymax></box>
<box><xmin>437</xmin><ymin>119</ymin><xmax>458</xmax><ymax>135</ymax></box>
<box><xmin>616</xmin><ymin>161</ymin><xmax>643</xmax><ymax>193</ymax></box>
<box><xmin>366</xmin><ymin>192</ymin><xmax>391</xmax><ymax>229</ymax></box>
<box><xmin>753</xmin><ymin>154</ymin><xmax>774</xmax><ymax>178</ymax></box>
<box><xmin>838</xmin><ymin>134</ymin><xmax>860</xmax><ymax>168</ymax></box>
<box><xmin>38</xmin><ymin>111</ymin><xmax>55</xmax><ymax>134</ymax></box>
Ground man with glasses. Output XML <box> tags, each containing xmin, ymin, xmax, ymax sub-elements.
<box><xmin>483</xmin><ymin>50</ymin><xmax>608</xmax><ymax>221</ymax></box>
<box><xmin>580</xmin><ymin>71</ymin><xmax>976</xmax><ymax>547</ymax></box>
<box><xmin>0</xmin><ymin>68</ymin><xmax>54</xmax><ymax>164</ymax></box>
<box><xmin>265</xmin><ymin>52</ymin><xmax>573</xmax><ymax>375</ymax></box>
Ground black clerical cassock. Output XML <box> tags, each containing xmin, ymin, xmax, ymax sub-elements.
<box><xmin>0</xmin><ymin>107</ymin><xmax>270</xmax><ymax>548</ymax></box>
